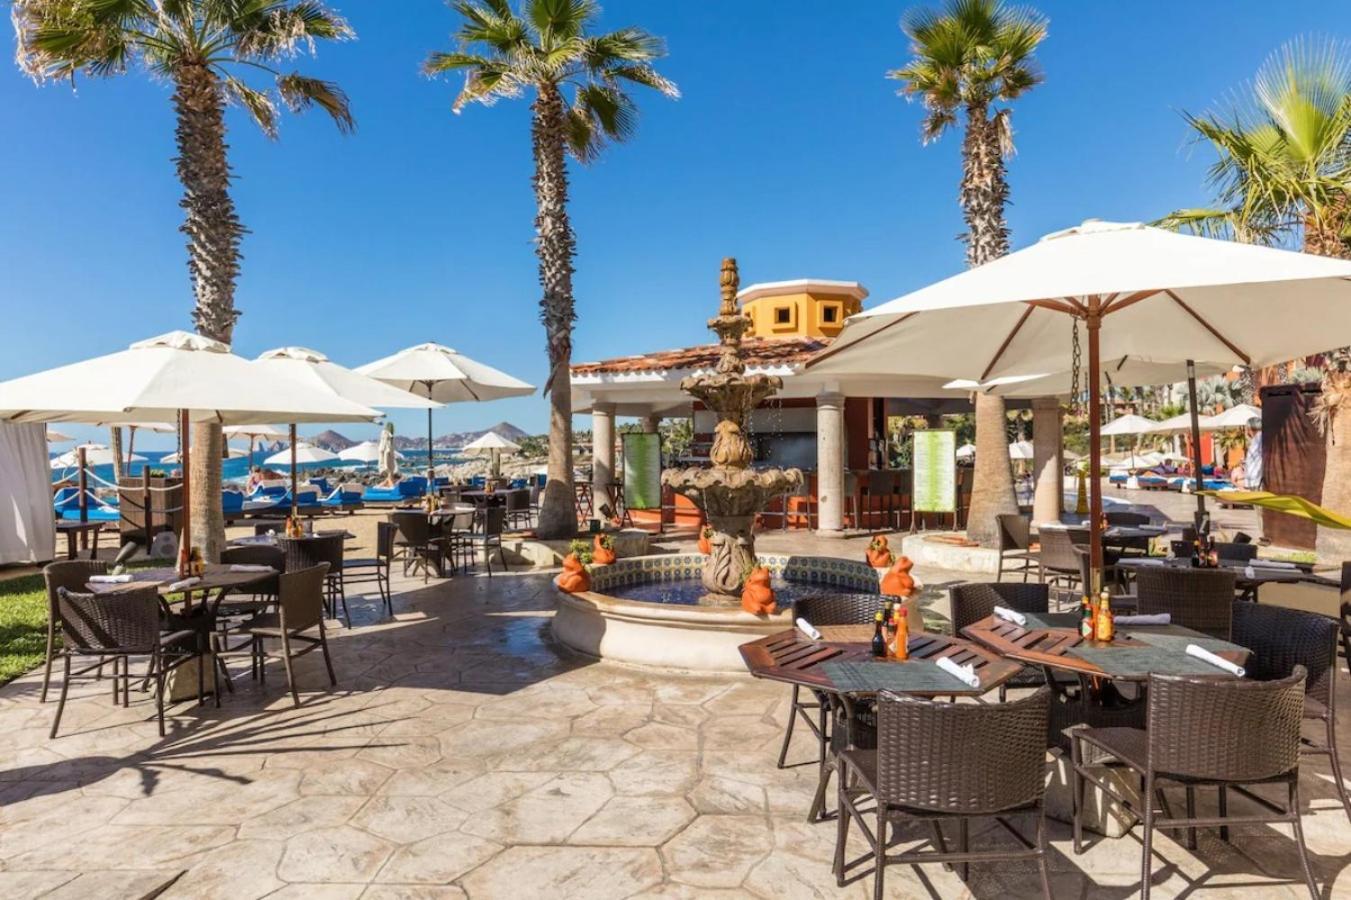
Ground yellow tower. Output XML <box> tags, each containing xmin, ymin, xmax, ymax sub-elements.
<box><xmin>737</xmin><ymin>279</ymin><xmax>868</xmax><ymax>339</ymax></box>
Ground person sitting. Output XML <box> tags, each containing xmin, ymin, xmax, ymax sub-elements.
<box><xmin>246</xmin><ymin>467</ymin><xmax>265</xmax><ymax>493</ymax></box>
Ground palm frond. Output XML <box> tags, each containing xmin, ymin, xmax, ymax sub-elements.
<box><xmin>526</xmin><ymin>0</ymin><xmax>597</xmax><ymax>45</ymax></box>
<box><xmin>602</xmin><ymin>63</ymin><xmax>678</xmax><ymax>99</ymax></box>
<box><xmin>276</xmin><ymin>72</ymin><xmax>354</xmax><ymax>132</ymax></box>
<box><xmin>453</xmin><ymin>0</ymin><xmax>529</xmax><ymax>52</ymax></box>
<box><xmin>224</xmin><ymin>74</ymin><xmax>279</xmax><ymax>138</ymax></box>
<box><xmin>233</xmin><ymin>1</ymin><xmax>354</xmax><ymax>59</ymax></box>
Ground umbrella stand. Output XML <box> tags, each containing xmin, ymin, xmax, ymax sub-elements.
<box><xmin>1185</xmin><ymin>360</ymin><xmax>1207</xmax><ymax>529</ymax></box>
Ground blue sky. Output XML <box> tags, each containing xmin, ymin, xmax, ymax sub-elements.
<box><xmin>2</xmin><ymin>1</ymin><xmax>1346</xmax><ymax>448</ymax></box>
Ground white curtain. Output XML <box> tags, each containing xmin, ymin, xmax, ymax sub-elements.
<box><xmin>0</xmin><ymin>423</ymin><xmax>55</xmax><ymax>564</ymax></box>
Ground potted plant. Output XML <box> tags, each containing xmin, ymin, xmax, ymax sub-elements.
<box><xmin>697</xmin><ymin>525</ymin><xmax>714</xmax><ymax>555</ymax></box>
<box><xmin>567</xmin><ymin>537</ymin><xmax>594</xmax><ymax>565</ymax></box>
<box><xmin>866</xmin><ymin>534</ymin><xmax>894</xmax><ymax>569</ymax></box>
<box><xmin>592</xmin><ymin>532</ymin><xmax>616</xmax><ymax>565</ymax></box>
<box><xmin>740</xmin><ymin>560</ymin><xmax>776</xmax><ymax>615</ymax></box>
<box><xmin>555</xmin><ymin>551</ymin><xmax>591</xmax><ymax>593</ymax></box>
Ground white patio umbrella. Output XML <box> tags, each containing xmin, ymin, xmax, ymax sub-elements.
<box><xmin>808</xmin><ymin>219</ymin><xmax>1351</xmax><ymax>578</ymax></box>
<box><xmin>223</xmin><ymin>423</ymin><xmax>288</xmax><ymax>469</ymax></box>
<box><xmin>1100</xmin><ymin>412</ymin><xmax>1162</xmax><ymax>468</ymax></box>
<box><xmin>254</xmin><ymin>347</ymin><xmax>439</xmax><ymax>512</ymax></box>
<box><xmin>0</xmin><ymin>331</ymin><xmax>379</xmax><ymax>554</ymax></box>
<box><xmin>356</xmin><ymin>343</ymin><xmax>534</xmax><ymax>483</ymax></box>
<box><xmin>264</xmin><ymin>443</ymin><xmax>338</xmax><ymax>467</ymax></box>
<box><xmin>46</xmin><ymin>428</ymin><xmax>74</xmax><ymax>443</ymax></box>
<box><xmin>162</xmin><ymin>445</ymin><xmax>247</xmax><ymax>464</ymax></box>
<box><xmin>1154</xmin><ymin>411</ymin><xmax>1220</xmax><ymax>433</ymax></box>
<box><xmin>463</xmin><ymin>431</ymin><xmax>521</xmax><ymax>479</ymax></box>
<box><xmin>1008</xmin><ymin>440</ymin><xmax>1034</xmax><ymax>461</ymax></box>
<box><xmin>339</xmin><ymin>439</ymin><xmax>405</xmax><ymax>464</ymax></box>
<box><xmin>50</xmin><ymin>444</ymin><xmax>146</xmax><ymax>469</ymax></box>
<box><xmin>955</xmin><ymin>442</ymin><xmax>976</xmax><ymax>460</ymax></box>
<box><xmin>1208</xmin><ymin>403</ymin><xmax>1263</xmax><ymax>429</ymax></box>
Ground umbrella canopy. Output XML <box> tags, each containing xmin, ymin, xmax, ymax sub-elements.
<box><xmin>1154</xmin><ymin>412</ymin><xmax>1220</xmax><ymax>433</ymax></box>
<box><xmin>0</xmin><ymin>332</ymin><xmax>381</xmax><ymax>426</ymax></box>
<box><xmin>50</xmin><ymin>444</ymin><xmax>145</xmax><ymax>469</ymax></box>
<box><xmin>807</xmin><ymin>219</ymin><xmax>1351</xmax><ymax>578</ymax></box>
<box><xmin>339</xmin><ymin>439</ymin><xmax>405</xmax><ymax>463</ymax></box>
<box><xmin>955</xmin><ymin>442</ymin><xmax>976</xmax><ymax>460</ymax></box>
<box><xmin>1008</xmin><ymin>440</ymin><xmax>1034</xmax><ymax>461</ymax></box>
<box><xmin>356</xmin><ymin>343</ymin><xmax>534</xmax><ymax>481</ymax></box>
<box><xmin>264</xmin><ymin>443</ymin><xmax>338</xmax><ymax>467</ymax></box>
<box><xmin>462</xmin><ymin>431</ymin><xmax>521</xmax><ymax>453</ymax></box>
<box><xmin>377</xmin><ymin>427</ymin><xmax>400</xmax><ymax>481</ymax></box>
<box><xmin>1208</xmin><ymin>403</ymin><xmax>1263</xmax><ymax>429</ymax></box>
<box><xmin>222</xmin><ymin>424</ymin><xmax>288</xmax><ymax>440</ymax></box>
<box><xmin>45</xmin><ymin>428</ymin><xmax>73</xmax><ymax>443</ymax></box>
<box><xmin>1100</xmin><ymin>414</ymin><xmax>1161</xmax><ymax>437</ymax></box>
<box><xmin>162</xmin><ymin>446</ymin><xmax>247</xmax><ymax>464</ymax></box>
<box><xmin>254</xmin><ymin>347</ymin><xmax>441</xmax><ymax>411</ymax></box>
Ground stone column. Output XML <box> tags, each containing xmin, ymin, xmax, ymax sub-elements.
<box><xmin>1031</xmin><ymin>396</ymin><xmax>1063</xmax><ymax>526</ymax></box>
<box><xmin>591</xmin><ymin>403</ymin><xmax>615</xmax><ymax>513</ymax></box>
<box><xmin>816</xmin><ymin>392</ymin><xmax>846</xmax><ymax>536</ymax></box>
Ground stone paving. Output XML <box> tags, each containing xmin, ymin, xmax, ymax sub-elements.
<box><xmin>0</xmin><ymin>532</ymin><xmax>1349</xmax><ymax>898</ymax></box>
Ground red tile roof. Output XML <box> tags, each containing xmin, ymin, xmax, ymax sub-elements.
<box><xmin>571</xmin><ymin>336</ymin><xmax>832</xmax><ymax>377</ymax></box>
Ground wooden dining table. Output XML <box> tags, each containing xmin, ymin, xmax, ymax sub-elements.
<box><xmin>1114</xmin><ymin>556</ymin><xmax>1334</xmax><ymax>601</ymax></box>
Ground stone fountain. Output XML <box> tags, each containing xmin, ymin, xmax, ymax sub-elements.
<box><xmin>661</xmin><ymin>258</ymin><xmax>804</xmax><ymax>603</ymax></box>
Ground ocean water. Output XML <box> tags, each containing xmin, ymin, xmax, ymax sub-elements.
<box><xmin>51</xmin><ymin>448</ymin><xmax>464</xmax><ymax>486</ymax></box>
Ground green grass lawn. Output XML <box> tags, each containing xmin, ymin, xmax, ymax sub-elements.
<box><xmin>0</xmin><ymin>573</ymin><xmax>48</xmax><ymax>687</ymax></box>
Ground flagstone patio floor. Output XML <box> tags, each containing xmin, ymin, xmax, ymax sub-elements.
<box><xmin>0</xmin><ymin>529</ymin><xmax>1347</xmax><ymax>898</ymax></box>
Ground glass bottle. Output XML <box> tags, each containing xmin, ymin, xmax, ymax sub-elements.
<box><xmin>1095</xmin><ymin>593</ymin><xmax>1115</xmax><ymax>642</ymax></box>
<box><xmin>892</xmin><ymin>608</ymin><xmax>909</xmax><ymax>660</ymax></box>
<box><xmin>1079</xmin><ymin>595</ymin><xmax>1094</xmax><ymax>639</ymax></box>
<box><xmin>871</xmin><ymin>612</ymin><xmax>886</xmax><ymax>658</ymax></box>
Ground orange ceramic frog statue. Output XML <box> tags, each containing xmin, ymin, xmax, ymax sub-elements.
<box><xmin>741</xmin><ymin>566</ymin><xmax>777</xmax><ymax>615</ymax></box>
<box><xmin>881</xmin><ymin>555</ymin><xmax>916</xmax><ymax>598</ymax></box>
<box><xmin>592</xmin><ymin>534</ymin><xmax>616</xmax><ymax>565</ymax></box>
<box><xmin>556</xmin><ymin>553</ymin><xmax>591</xmax><ymax>593</ymax></box>
<box><xmin>697</xmin><ymin>526</ymin><xmax>714</xmax><ymax>555</ymax></box>
<box><xmin>866</xmin><ymin>535</ymin><xmax>894</xmax><ymax>569</ymax></box>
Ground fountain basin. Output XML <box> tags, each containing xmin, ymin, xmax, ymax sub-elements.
<box><xmin>552</xmin><ymin>554</ymin><xmax>898</xmax><ymax>673</ymax></box>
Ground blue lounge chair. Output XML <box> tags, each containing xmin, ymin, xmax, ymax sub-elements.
<box><xmin>320</xmin><ymin>485</ymin><xmax>364</xmax><ymax>512</ymax></box>
<box><xmin>309</xmin><ymin>477</ymin><xmax>332</xmax><ymax>496</ymax></box>
<box><xmin>55</xmin><ymin>489</ymin><xmax>121</xmax><ymax>522</ymax></box>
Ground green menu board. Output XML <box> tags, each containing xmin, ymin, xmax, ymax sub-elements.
<box><xmin>912</xmin><ymin>430</ymin><xmax>956</xmax><ymax>513</ymax></box>
<box><xmin>622</xmin><ymin>432</ymin><xmax>662</xmax><ymax>510</ymax></box>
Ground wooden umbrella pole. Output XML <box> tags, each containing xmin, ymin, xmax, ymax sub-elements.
<box><xmin>1186</xmin><ymin>360</ymin><xmax>1207</xmax><ymax>526</ymax></box>
<box><xmin>427</xmin><ymin>400</ymin><xmax>434</xmax><ymax>486</ymax></box>
<box><xmin>1086</xmin><ymin>300</ymin><xmax>1104</xmax><ymax>590</ymax></box>
<box><xmin>179</xmin><ymin>409</ymin><xmax>191</xmax><ymax>566</ymax></box>
<box><xmin>290</xmin><ymin>424</ymin><xmax>299</xmax><ymax>518</ymax></box>
<box><xmin>77</xmin><ymin>444</ymin><xmax>88</xmax><ymax>525</ymax></box>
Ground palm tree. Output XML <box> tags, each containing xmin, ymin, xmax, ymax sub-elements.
<box><xmin>888</xmin><ymin>0</ymin><xmax>1049</xmax><ymax>545</ymax></box>
<box><xmin>1160</xmin><ymin>37</ymin><xmax>1351</xmax><ymax>558</ymax></box>
<box><xmin>14</xmin><ymin>0</ymin><xmax>355</xmax><ymax>558</ymax></box>
<box><xmin>426</xmin><ymin>0</ymin><xmax>677</xmax><ymax>539</ymax></box>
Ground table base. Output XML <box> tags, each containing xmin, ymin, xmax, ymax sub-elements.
<box><xmin>1044</xmin><ymin>749</ymin><xmax>1140</xmax><ymax>838</ymax></box>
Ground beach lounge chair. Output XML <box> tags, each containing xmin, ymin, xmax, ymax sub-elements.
<box><xmin>320</xmin><ymin>484</ymin><xmax>364</xmax><ymax>513</ymax></box>
<box><xmin>54</xmin><ymin>489</ymin><xmax>121</xmax><ymax>522</ymax></box>
<box><xmin>222</xmin><ymin>489</ymin><xmax>245</xmax><ymax>522</ymax></box>
<box><xmin>308</xmin><ymin>478</ymin><xmax>332</xmax><ymax>496</ymax></box>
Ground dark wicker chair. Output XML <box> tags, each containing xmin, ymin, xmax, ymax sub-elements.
<box><xmin>279</xmin><ymin>534</ymin><xmax>348</xmax><ymax>625</ymax></box>
<box><xmin>995</xmin><ymin>514</ymin><xmax>1039</xmax><ymax>582</ymax></box>
<box><xmin>1135</xmin><ymin>567</ymin><xmax>1235</xmax><ymax>640</ymax></box>
<box><xmin>835</xmin><ymin>688</ymin><xmax>1053</xmax><ymax>899</ymax></box>
<box><xmin>464</xmin><ymin>507</ymin><xmax>508</xmax><ymax>576</ymax></box>
<box><xmin>505</xmin><ymin>488</ymin><xmax>532</xmax><ymax>530</ymax></box>
<box><xmin>775</xmin><ymin>594</ymin><xmax>881</xmax><ymax>773</ymax></box>
<box><xmin>247</xmin><ymin>564</ymin><xmax>337</xmax><ymax>707</ymax></box>
<box><xmin>949</xmin><ymin>582</ymin><xmax>1048</xmax><ymax>633</ymax></box>
<box><xmin>40</xmin><ymin>560</ymin><xmax>107</xmax><ymax>703</ymax></box>
<box><xmin>390</xmin><ymin>510</ymin><xmax>448</xmax><ymax>582</ymax></box>
<box><xmin>1105</xmin><ymin>511</ymin><xmax>1152</xmax><ymax>556</ymax></box>
<box><xmin>343</xmin><ymin>521</ymin><xmax>395</xmax><ymax>616</ymax></box>
<box><xmin>215</xmin><ymin>545</ymin><xmax>284</xmax><ymax>688</ymax></box>
<box><xmin>1233</xmin><ymin>602</ymin><xmax>1349</xmax><ymax>822</ymax></box>
<box><xmin>1038</xmin><ymin>527</ymin><xmax>1086</xmax><ymax>591</ymax></box>
<box><xmin>1341</xmin><ymin>562</ymin><xmax>1351</xmax><ymax>678</ymax></box>
<box><xmin>50</xmin><ymin>586</ymin><xmax>199</xmax><ymax>738</ymax></box>
<box><xmin>1069</xmin><ymin>669</ymin><xmax>1317</xmax><ymax>900</ymax></box>
<box><xmin>1215</xmin><ymin>542</ymin><xmax>1257</xmax><ymax>563</ymax></box>
<box><xmin>1105</xmin><ymin>511</ymin><xmax>1151</xmax><ymax>527</ymax></box>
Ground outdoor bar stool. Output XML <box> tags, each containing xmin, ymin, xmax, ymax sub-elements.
<box><xmin>342</xmin><ymin>521</ymin><xmax>395</xmax><ymax>616</ymax></box>
<box><xmin>50</xmin><ymin>586</ymin><xmax>202</xmax><ymax>738</ymax></box>
<box><xmin>835</xmin><ymin>688</ymin><xmax>1053</xmax><ymax>899</ymax></box>
<box><xmin>1068</xmin><ymin>669</ymin><xmax>1318</xmax><ymax>900</ymax></box>
<box><xmin>775</xmin><ymin>594</ymin><xmax>882</xmax><ymax>775</ymax></box>
<box><xmin>995</xmin><ymin>513</ymin><xmax>1039</xmax><ymax>582</ymax></box>
<box><xmin>1233</xmin><ymin>601</ymin><xmax>1350</xmax><ymax>822</ymax></box>
<box><xmin>1135</xmin><ymin>566</ymin><xmax>1235</xmax><ymax>640</ymax></box>
<box><xmin>39</xmin><ymin>559</ymin><xmax>108</xmax><ymax>703</ymax></box>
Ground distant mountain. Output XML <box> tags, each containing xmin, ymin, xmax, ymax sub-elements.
<box><xmin>391</xmin><ymin>421</ymin><xmax>534</xmax><ymax>451</ymax></box>
<box><xmin>308</xmin><ymin>430</ymin><xmax>357</xmax><ymax>452</ymax></box>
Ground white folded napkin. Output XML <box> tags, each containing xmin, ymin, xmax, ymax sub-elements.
<box><xmin>795</xmin><ymin>618</ymin><xmax>822</xmax><ymax>641</ymax></box>
<box><xmin>1133</xmin><ymin>558</ymin><xmax>1166</xmax><ymax>566</ymax></box>
<box><xmin>936</xmin><ymin>656</ymin><xmax>980</xmax><ymax>689</ymax></box>
<box><xmin>229</xmin><ymin>564</ymin><xmax>273</xmax><ymax>573</ymax></box>
<box><xmin>1186</xmin><ymin>643</ymin><xmax>1245</xmax><ymax>677</ymax></box>
<box><xmin>1115</xmin><ymin>613</ymin><xmax>1170</xmax><ymax>626</ymax></box>
<box><xmin>88</xmin><ymin>574</ymin><xmax>132</xmax><ymax>584</ymax></box>
<box><xmin>1249</xmin><ymin>558</ymin><xmax>1297</xmax><ymax>569</ymax></box>
<box><xmin>166</xmin><ymin>577</ymin><xmax>201</xmax><ymax>592</ymax></box>
<box><xmin>1243</xmin><ymin>565</ymin><xmax>1256</xmax><ymax>580</ymax></box>
<box><xmin>993</xmin><ymin>606</ymin><xmax>1027</xmax><ymax>626</ymax></box>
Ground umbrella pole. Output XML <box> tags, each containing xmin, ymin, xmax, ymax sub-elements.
<box><xmin>427</xmin><ymin>399</ymin><xmax>434</xmax><ymax>486</ymax></box>
<box><xmin>1086</xmin><ymin>303</ymin><xmax>1104</xmax><ymax>591</ymax></box>
<box><xmin>1186</xmin><ymin>360</ymin><xmax>1207</xmax><ymax>530</ymax></box>
<box><xmin>290</xmin><ymin>424</ymin><xmax>298</xmax><ymax>519</ymax></box>
<box><xmin>179</xmin><ymin>410</ymin><xmax>191</xmax><ymax>564</ymax></box>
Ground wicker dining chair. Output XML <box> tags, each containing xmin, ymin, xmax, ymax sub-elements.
<box><xmin>995</xmin><ymin>514</ymin><xmax>1039</xmax><ymax>582</ymax></box>
<box><xmin>247</xmin><ymin>564</ymin><xmax>337</xmax><ymax>707</ymax></box>
<box><xmin>951</xmin><ymin>582</ymin><xmax>1051</xmax><ymax>701</ymax></box>
<box><xmin>1135</xmin><ymin>566</ymin><xmax>1235</xmax><ymax>640</ymax></box>
<box><xmin>1340</xmin><ymin>562</ymin><xmax>1351</xmax><ymax>677</ymax></box>
<box><xmin>342</xmin><ymin>521</ymin><xmax>395</xmax><ymax>616</ymax></box>
<box><xmin>465</xmin><ymin>507</ymin><xmax>509</xmax><ymax>576</ymax></box>
<box><xmin>835</xmin><ymin>687</ymin><xmax>1053</xmax><ymax>900</ymax></box>
<box><xmin>1233</xmin><ymin>601</ymin><xmax>1350</xmax><ymax>822</ymax></box>
<box><xmin>775</xmin><ymin>594</ymin><xmax>882</xmax><ymax>773</ymax></box>
<box><xmin>40</xmin><ymin>560</ymin><xmax>107</xmax><ymax>703</ymax></box>
<box><xmin>1105</xmin><ymin>510</ymin><xmax>1152</xmax><ymax>556</ymax></box>
<box><xmin>1037</xmin><ymin>527</ymin><xmax>1085</xmax><ymax>590</ymax></box>
<box><xmin>390</xmin><ymin>510</ymin><xmax>448</xmax><ymax>583</ymax></box>
<box><xmin>1215</xmin><ymin>542</ymin><xmax>1258</xmax><ymax>563</ymax></box>
<box><xmin>280</xmin><ymin>534</ymin><xmax>348</xmax><ymax>625</ymax></box>
<box><xmin>1068</xmin><ymin>669</ymin><xmax>1317</xmax><ymax>900</ymax></box>
<box><xmin>50</xmin><ymin>586</ymin><xmax>200</xmax><ymax>738</ymax></box>
<box><xmin>504</xmin><ymin>488</ymin><xmax>533</xmax><ymax>530</ymax></box>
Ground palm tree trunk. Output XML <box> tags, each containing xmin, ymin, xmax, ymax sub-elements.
<box><xmin>109</xmin><ymin>426</ymin><xmax>124</xmax><ymax>485</ymax></box>
<box><xmin>174</xmin><ymin>62</ymin><xmax>243</xmax><ymax>561</ymax></box>
<box><xmin>531</xmin><ymin>84</ymin><xmax>578</xmax><ymax>539</ymax></box>
<box><xmin>961</xmin><ymin>102</ymin><xmax>1019</xmax><ymax>544</ymax></box>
